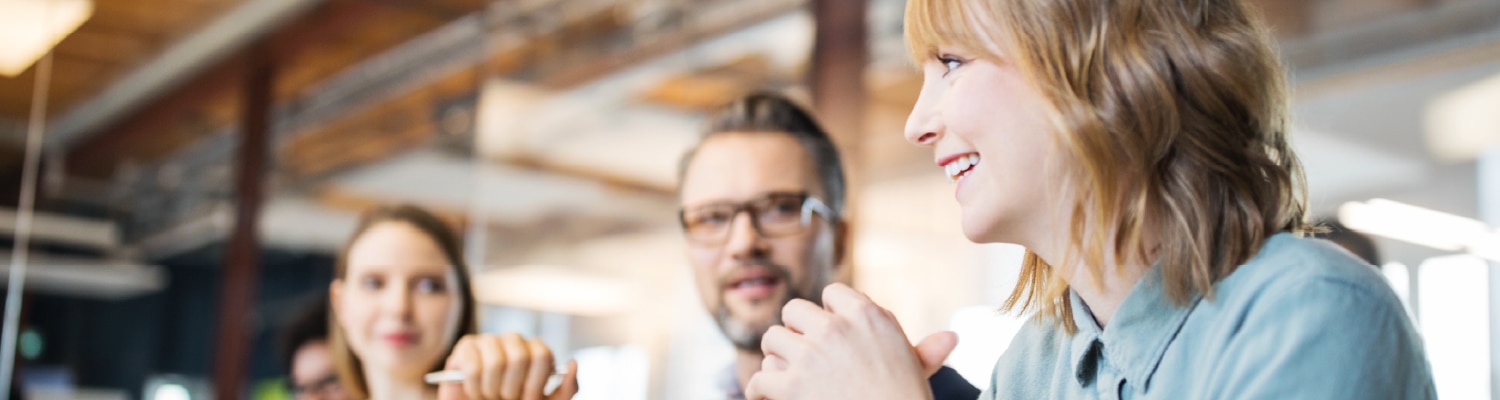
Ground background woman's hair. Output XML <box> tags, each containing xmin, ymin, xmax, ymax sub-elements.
<box><xmin>280</xmin><ymin>295</ymin><xmax>331</xmax><ymax>382</ymax></box>
<box><xmin>906</xmin><ymin>0</ymin><xmax>1311</xmax><ymax>334</ymax></box>
<box><xmin>1312</xmin><ymin>218</ymin><xmax>1381</xmax><ymax>266</ymax></box>
<box><xmin>328</xmin><ymin>204</ymin><xmax>479</xmax><ymax>398</ymax></box>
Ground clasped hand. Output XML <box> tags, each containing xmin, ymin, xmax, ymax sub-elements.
<box><xmin>746</xmin><ymin>283</ymin><xmax>959</xmax><ymax>400</ymax></box>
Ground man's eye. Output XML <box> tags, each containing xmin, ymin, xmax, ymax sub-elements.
<box><xmin>693</xmin><ymin>209</ymin><xmax>735</xmax><ymax>225</ymax></box>
<box><xmin>769</xmin><ymin>201</ymin><xmax>801</xmax><ymax>216</ymax></box>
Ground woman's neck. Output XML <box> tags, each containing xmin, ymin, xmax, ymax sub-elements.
<box><xmin>1029</xmin><ymin>235</ymin><xmax>1152</xmax><ymax>329</ymax></box>
<box><xmin>363</xmin><ymin>367</ymin><xmax>435</xmax><ymax>400</ymax></box>
<box><xmin>1064</xmin><ymin>259</ymin><xmax>1147</xmax><ymax>328</ymax></box>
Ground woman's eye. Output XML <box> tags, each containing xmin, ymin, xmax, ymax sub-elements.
<box><xmin>414</xmin><ymin>277</ymin><xmax>447</xmax><ymax>294</ymax></box>
<box><xmin>937</xmin><ymin>55</ymin><xmax>964</xmax><ymax>75</ymax></box>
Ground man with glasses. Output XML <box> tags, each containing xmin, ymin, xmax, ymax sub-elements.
<box><xmin>677</xmin><ymin>92</ymin><xmax>979</xmax><ymax>399</ymax></box>
<box><xmin>280</xmin><ymin>297</ymin><xmax>348</xmax><ymax>400</ymax></box>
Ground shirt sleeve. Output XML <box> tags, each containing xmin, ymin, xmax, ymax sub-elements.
<box><xmin>928</xmin><ymin>366</ymin><xmax>981</xmax><ymax>400</ymax></box>
<box><xmin>1205</xmin><ymin>276</ymin><xmax>1437</xmax><ymax>399</ymax></box>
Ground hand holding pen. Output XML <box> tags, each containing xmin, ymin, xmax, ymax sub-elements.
<box><xmin>431</xmin><ymin>333</ymin><xmax>580</xmax><ymax>400</ymax></box>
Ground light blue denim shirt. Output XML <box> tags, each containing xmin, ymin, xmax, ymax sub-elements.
<box><xmin>983</xmin><ymin>233</ymin><xmax>1436</xmax><ymax>399</ymax></box>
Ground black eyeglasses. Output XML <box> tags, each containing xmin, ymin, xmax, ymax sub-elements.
<box><xmin>679</xmin><ymin>192</ymin><xmax>834</xmax><ymax>246</ymax></box>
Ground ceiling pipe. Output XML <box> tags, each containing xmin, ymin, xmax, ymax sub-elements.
<box><xmin>43</xmin><ymin>0</ymin><xmax>322</xmax><ymax>152</ymax></box>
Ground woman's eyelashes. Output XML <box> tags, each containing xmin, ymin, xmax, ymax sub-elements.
<box><xmin>414</xmin><ymin>276</ymin><xmax>447</xmax><ymax>294</ymax></box>
<box><xmin>359</xmin><ymin>275</ymin><xmax>384</xmax><ymax>291</ymax></box>
<box><xmin>355</xmin><ymin>272</ymin><xmax>447</xmax><ymax>293</ymax></box>
<box><xmin>937</xmin><ymin>54</ymin><xmax>965</xmax><ymax>76</ymax></box>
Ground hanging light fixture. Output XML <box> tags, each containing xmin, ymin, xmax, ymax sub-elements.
<box><xmin>1339</xmin><ymin>198</ymin><xmax>1500</xmax><ymax>262</ymax></box>
<box><xmin>0</xmin><ymin>0</ymin><xmax>94</xmax><ymax>77</ymax></box>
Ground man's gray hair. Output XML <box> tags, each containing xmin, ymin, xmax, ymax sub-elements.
<box><xmin>677</xmin><ymin>92</ymin><xmax>847</xmax><ymax>220</ymax></box>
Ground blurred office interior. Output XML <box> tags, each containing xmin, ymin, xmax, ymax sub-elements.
<box><xmin>0</xmin><ymin>0</ymin><xmax>1498</xmax><ymax>398</ymax></box>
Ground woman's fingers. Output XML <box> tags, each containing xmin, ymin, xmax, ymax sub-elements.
<box><xmin>521</xmin><ymin>338</ymin><xmax>556</xmax><ymax>400</ymax></box>
<box><xmin>744</xmin><ymin>369</ymin><xmax>790</xmax><ymax>400</ymax></box>
<box><xmin>445</xmin><ymin>335</ymin><xmax>484</xmax><ymax>400</ymax></box>
<box><xmin>915</xmin><ymin>331</ymin><xmax>959</xmax><ymax>377</ymax></box>
<box><xmin>778</xmin><ymin>299</ymin><xmax>829</xmax><ymax>336</ymax></box>
<box><xmin>445</xmin><ymin>333</ymin><xmax>572</xmax><ymax>400</ymax></box>
<box><xmin>437</xmin><ymin>336</ymin><xmax>470</xmax><ymax>400</ymax></box>
<box><xmin>759</xmin><ymin>325</ymin><xmax>804</xmax><ymax>365</ymax></box>
<box><xmin>493</xmin><ymin>333</ymin><xmax>528</xmax><ymax>400</ymax></box>
<box><xmin>546</xmin><ymin>360</ymin><xmax>580</xmax><ymax>400</ymax></box>
<box><xmin>475</xmin><ymin>335</ymin><xmax>507</xmax><ymax>400</ymax></box>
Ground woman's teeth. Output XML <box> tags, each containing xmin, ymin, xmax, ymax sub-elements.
<box><xmin>945</xmin><ymin>154</ymin><xmax>980</xmax><ymax>182</ymax></box>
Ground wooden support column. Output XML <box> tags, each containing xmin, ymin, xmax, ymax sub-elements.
<box><xmin>1253</xmin><ymin>0</ymin><xmax>1312</xmax><ymax>39</ymax></box>
<box><xmin>810</xmin><ymin>0</ymin><xmax>868</xmax><ymax>280</ymax></box>
<box><xmin>810</xmin><ymin>0</ymin><xmax>868</xmax><ymax>144</ymax></box>
<box><xmin>212</xmin><ymin>45</ymin><xmax>272</xmax><ymax>400</ymax></box>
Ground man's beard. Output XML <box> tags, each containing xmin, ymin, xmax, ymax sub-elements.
<box><xmin>712</xmin><ymin>263</ymin><xmax>815</xmax><ymax>352</ymax></box>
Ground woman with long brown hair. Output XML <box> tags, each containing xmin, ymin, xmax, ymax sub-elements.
<box><xmin>329</xmin><ymin>204</ymin><xmax>578</xmax><ymax>400</ymax></box>
<box><xmin>747</xmin><ymin>0</ymin><xmax>1436</xmax><ymax>398</ymax></box>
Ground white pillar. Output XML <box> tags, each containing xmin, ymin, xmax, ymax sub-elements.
<box><xmin>1483</xmin><ymin>149</ymin><xmax>1500</xmax><ymax>400</ymax></box>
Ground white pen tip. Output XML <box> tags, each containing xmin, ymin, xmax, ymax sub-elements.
<box><xmin>424</xmin><ymin>370</ymin><xmax>468</xmax><ymax>384</ymax></box>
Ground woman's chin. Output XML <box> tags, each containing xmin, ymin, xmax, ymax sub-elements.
<box><xmin>960</xmin><ymin>216</ymin><xmax>1004</xmax><ymax>244</ymax></box>
<box><xmin>368</xmin><ymin>349</ymin><xmax>441</xmax><ymax>372</ymax></box>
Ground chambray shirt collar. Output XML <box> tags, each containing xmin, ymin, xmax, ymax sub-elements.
<box><xmin>1068</xmin><ymin>263</ymin><xmax>1201</xmax><ymax>390</ymax></box>
<box><xmin>1067</xmin><ymin>291</ymin><xmax>1103</xmax><ymax>386</ymax></box>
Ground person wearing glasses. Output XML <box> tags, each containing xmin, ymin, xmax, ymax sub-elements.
<box><xmin>328</xmin><ymin>204</ymin><xmax>579</xmax><ymax>400</ymax></box>
<box><xmin>676</xmin><ymin>92</ymin><xmax>980</xmax><ymax>400</ymax></box>
<box><xmin>282</xmin><ymin>296</ymin><xmax>350</xmax><ymax>400</ymax></box>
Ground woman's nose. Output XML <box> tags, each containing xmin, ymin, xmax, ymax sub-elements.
<box><xmin>905</xmin><ymin>83</ymin><xmax>943</xmax><ymax>146</ymax></box>
<box><xmin>380</xmin><ymin>284</ymin><xmax>413</xmax><ymax>317</ymax></box>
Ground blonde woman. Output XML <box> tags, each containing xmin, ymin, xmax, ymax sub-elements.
<box><xmin>748</xmin><ymin>0</ymin><xmax>1436</xmax><ymax>399</ymax></box>
<box><xmin>329</xmin><ymin>205</ymin><xmax>579</xmax><ymax>400</ymax></box>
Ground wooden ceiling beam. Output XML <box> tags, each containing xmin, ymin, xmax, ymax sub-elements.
<box><xmin>524</xmin><ymin>0</ymin><xmax>805</xmax><ymax>89</ymax></box>
<box><xmin>62</xmin><ymin>0</ymin><xmax>474</xmax><ymax>179</ymax></box>
<box><xmin>65</xmin><ymin>54</ymin><xmax>246</xmax><ymax>178</ymax></box>
<box><xmin>273</xmin><ymin>0</ymin><xmax>804</xmax><ymax>192</ymax></box>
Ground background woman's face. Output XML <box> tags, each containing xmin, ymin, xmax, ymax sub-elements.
<box><xmin>332</xmin><ymin>221</ymin><xmax>463</xmax><ymax>379</ymax></box>
<box><xmin>905</xmin><ymin>50</ymin><xmax>1063</xmax><ymax>247</ymax></box>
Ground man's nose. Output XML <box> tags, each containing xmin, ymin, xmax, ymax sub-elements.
<box><xmin>723</xmin><ymin>211</ymin><xmax>769</xmax><ymax>261</ymax></box>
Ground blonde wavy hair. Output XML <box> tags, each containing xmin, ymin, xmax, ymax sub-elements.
<box><xmin>905</xmin><ymin>0</ymin><xmax>1311</xmax><ymax>334</ymax></box>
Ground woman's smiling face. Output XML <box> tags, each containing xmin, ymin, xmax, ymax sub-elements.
<box><xmin>904</xmin><ymin>48</ymin><xmax>1065</xmax><ymax>248</ymax></box>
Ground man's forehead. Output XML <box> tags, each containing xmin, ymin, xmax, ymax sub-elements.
<box><xmin>678</xmin><ymin>132</ymin><xmax>822</xmax><ymax>206</ymax></box>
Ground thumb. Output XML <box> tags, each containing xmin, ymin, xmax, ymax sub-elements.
<box><xmin>438</xmin><ymin>383</ymin><xmax>467</xmax><ymax>400</ymax></box>
<box><xmin>914</xmin><ymin>331</ymin><xmax>959</xmax><ymax>377</ymax></box>
<box><xmin>547</xmin><ymin>360</ymin><xmax>580</xmax><ymax>400</ymax></box>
